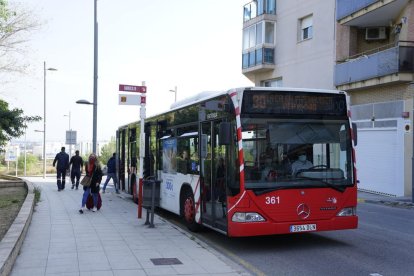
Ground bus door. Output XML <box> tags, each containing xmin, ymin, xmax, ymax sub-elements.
<box><xmin>200</xmin><ymin>120</ymin><xmax>228</xmax><ymax>232</ymax></box>
<box><xmin>118</xmin><ymin>129</ymin><xmax>127</xmax><ymax>191</ymax></box>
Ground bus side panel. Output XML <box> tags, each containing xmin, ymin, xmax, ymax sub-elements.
<box><xmin>158</xmin><ymin>171</ymin><xmax>200</xmax><ymax>216</ymax></box>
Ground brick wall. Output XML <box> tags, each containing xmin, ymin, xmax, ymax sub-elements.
<box><xmin>349</xmin><ymin>83</ymin><xmax>414</xmax><ymax>106</ymax></box>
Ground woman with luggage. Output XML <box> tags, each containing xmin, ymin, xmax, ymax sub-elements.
<box><xmin>79</xmin><ymin>153</ymin><xmax>103</xmax><ymax>213</ymax></box>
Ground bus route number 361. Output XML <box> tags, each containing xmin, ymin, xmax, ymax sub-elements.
<box><xmin>265</xmin><ymin>196</ymin><xmax>280</xmax><ymax>205</ymax></box>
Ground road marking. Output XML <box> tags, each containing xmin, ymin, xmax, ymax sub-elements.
<box><xmin>370</xmin><ymin>273</ymin><xmax>383</xmax><ymax>276</ymax></box>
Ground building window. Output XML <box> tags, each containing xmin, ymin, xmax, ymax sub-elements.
<box><xmin>256</xmin><ymin>22</ymin><xmax>263</xmax><ymax>45</ymax></box>
<box><xmin>256</xmin><ymin>48</ymin><xmax>263</xmax><ymax>64</ymax></box>
<box><xmin>299</xmin><ymin>15</ymin><xmax>313</xmax><ymax>41</ymax></box>
<box><xmin>243</xmin><ymin>0</ymin><xmax>276</xmax><ymax>22</ymax></box>
<box><xmin>243</xmin><ymin>21</ymin><xmax>275</xmax><ymax>50</ymax></box>
<box><xmin>257</xmin><ymin>0</ymin><xmax>264</xmax><ymax>16</ymax></box>
<box><xmin>243</xmin><ymin>28</ymin><xmax>249</xmax><ymax>50</ymax></box>
<box><xmin>265</xmin><ymin>22</ymin><xmax>275</xmax><ymax>44</ymax></box>
<box><xmin>242</xmin><ymin>53</ymin><xmax>249</xmax><ymax>68</ymax></box>
<box><xmin>249</xmin><ymin>25</ymin><xmax>256</xmax><ymax>48</ymax></box>
<box><xmin>263</xmin><ymin>78</ymin><xmax>283</xmax><ymax>87</ymax></box>
<box><xmin>263</xmin><ymin>48</ymin><xmax>274</xmax><ymax>63</ymax></box>
<box><xmin>265</xmin><ymin>0</ymin><xmax>276</xmax><ymax>15</ymax></box>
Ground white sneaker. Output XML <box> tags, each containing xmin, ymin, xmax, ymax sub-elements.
<box><xmin>92</xmin><ymin>207</ymin><xmax>97</xmax><ymax>212</ymax></box>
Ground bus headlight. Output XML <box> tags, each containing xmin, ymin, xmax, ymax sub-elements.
<box><xmin>337</xmin><ymin>207</ymin><xmax>356</xmax><ymax>216</ymax></box>
<box><xmin>232</xmin><ymin>212</ymin><xmax>266</xmax><ymax>222</ymax></box>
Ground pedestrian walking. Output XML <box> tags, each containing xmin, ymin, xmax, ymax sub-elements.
<box><xmin>52</xmin><ymin>146</ymin><xmax>69</xmax><ymax>191</ymax></box>
<box><xmin>102</xmin><ymin>153</ymin><xmax>120</xmax><ymax>194</ymax></box>
<box><xmin>69</xmin><ymin>150</ymin><xmax>84</xmax><ymax>190</ymax></box>
<box><xmin>79</xmin><ymin>153</ymin><xmax>103</xmax><ymax>213</ymax></box>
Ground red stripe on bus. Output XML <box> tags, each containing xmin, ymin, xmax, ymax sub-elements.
<box><xmin>229</xmin><ymin>91</ymin><xmax>237</xmax><ymax>98</ymax></box>
<box><xmin>235</xmin><ymin>106</ymin><xmax>240</xmax><ymax>116</ymax></box>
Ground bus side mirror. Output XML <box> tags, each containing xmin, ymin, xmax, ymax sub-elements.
<box><xmin>352</xmin><ymin>123</ymin><xmax>358</xmax><ymax>146</ymax></box>
<box><xmin>219</xmin><ymin>122</ymin><xmax>231</xmax><ymax>145</ymax></box>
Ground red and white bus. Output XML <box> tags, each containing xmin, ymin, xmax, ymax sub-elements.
<box><xmin>116</xmin><ymin>87</ymin><xmax>358</xmax><ymax>237</ymax></box>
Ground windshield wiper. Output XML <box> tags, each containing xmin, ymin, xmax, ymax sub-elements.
<box><xmin>253</xmin><ymin>186</ymin><xmax>293</xmax><ymax>195</ymax></box>
<box><xmin>295</xmin><ymin>176</ymin><xmax>346</xmax><ymax>193</ymax></box>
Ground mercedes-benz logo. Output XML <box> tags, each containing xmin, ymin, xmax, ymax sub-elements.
<box><xmin>297</xmin><ymin>203</ymin><xmax>310</xmax><ymax>220</ymax></box>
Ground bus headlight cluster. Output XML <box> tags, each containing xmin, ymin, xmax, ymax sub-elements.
<box><xmin>336</xmin><ymin>207</ymin><xmax>356</xmax><ymax>216</ymax></box>
<box><xmin>232</xmin><ymin>212</ymin><xmax>265</xmax><ymax>222</ymax></box>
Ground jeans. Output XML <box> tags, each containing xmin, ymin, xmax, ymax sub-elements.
<box><xmin>82</xmin><ymin>187</ymin><xmax>98</xmax><ymax>208</ymax></box>
<box><xmin>103</xmin><ymin>172</ymin><xmax>119</xmax><ymax>192</ymax></box>
<box><xmin>71</xmin><ymin>170</ymin><xmax>81</xmax><ymax>188</ymax></box>
<box><xmin>56</xmin><ymin>169</ymin><xmax>66</xmax><ymax>190</ymax></box>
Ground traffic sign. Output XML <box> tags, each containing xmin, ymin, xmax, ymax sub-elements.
<box><xmin>5</xmin><ymin>146</ymin><xmax>19</xmax><ymax>162</ymax></box>
<box><xmin>66</xmin><ymin>130</ymin><xmax>77</xmax><ymax>145</ymax></box>
<box><xmin>119</xmin><ymin>84</ymin><xmax>147</xmax><ymax>93</ymax></box>
<box><xmin>119</xmin><ymin>94</ymin><xmax>146</xmax><ymax>105</ymax></box>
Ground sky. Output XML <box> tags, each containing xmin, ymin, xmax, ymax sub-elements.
<box><xmin>2</xmin><ymin>0</ymin><xmax>252</xmax><ymax>144</ymax></box>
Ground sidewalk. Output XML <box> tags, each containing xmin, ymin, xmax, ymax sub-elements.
<box><xmin>10</xmin><ymin>177</ymin><xmax>249</xmax><ymax>276</ymax></box>
<box><xmin>358</xmin><ymin>190</ymin><xmax>414</xmax><ymax>208</ymax></box>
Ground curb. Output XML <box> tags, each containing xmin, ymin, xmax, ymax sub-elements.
<box><xmin>358</xmin><ymin>198</ymin><xmax>414</xmax><ymax>208</ymax></box>
<box><xmin>0</xmin><ymin>179</ymin><xmax>36</xmax><ymax>276</ymax></box>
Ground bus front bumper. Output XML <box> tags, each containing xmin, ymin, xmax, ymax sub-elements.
<box><xmin>227</xmin><ymin>216</ymin><xmax>358</xmax><ymax>237</ymax></box>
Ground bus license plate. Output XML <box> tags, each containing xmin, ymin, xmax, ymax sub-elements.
<box><xmin>290</xmin><ymin>224</ymin><xmax>317</xmax><ymax>233</ymax></box>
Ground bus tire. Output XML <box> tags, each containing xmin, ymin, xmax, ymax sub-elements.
<box><xmin>182</xmin><ymin>189</ymin><xmax>200</xmax><ymax>232</ymax></box>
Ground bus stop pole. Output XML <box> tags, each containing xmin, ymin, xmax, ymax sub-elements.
<box><xmin>138</xmin><ymin>82</ymin><xmax>146</xmax><ymax>218</ymax></box>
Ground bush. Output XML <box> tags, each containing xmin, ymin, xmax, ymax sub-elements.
<box><xmin>18</xmin><ymin>154</ymin><xmax>39</xmax><ymax>172</ymax></box>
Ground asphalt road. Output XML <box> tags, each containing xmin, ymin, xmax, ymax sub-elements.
<box><xmin>159</xmin><ymin>202</ymin><xmax>414</xmax><ymax>276</ymax></box>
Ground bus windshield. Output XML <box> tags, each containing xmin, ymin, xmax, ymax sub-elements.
<box><xmin>241</xmin><ymin>118</ymin><xmax>353</xmax><ymax>193</ymax></box>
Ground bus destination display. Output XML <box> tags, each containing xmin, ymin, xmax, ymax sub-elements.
<box><xmin>243</xmin><ymin>91</ymin><xmax>347</xmax><ymax>116</ymax></box>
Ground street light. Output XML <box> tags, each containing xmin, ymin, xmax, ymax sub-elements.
<box><xmin>75</xmin><ymin>99</ymin><xmax>96</xmax><ymax>153</ymax></box>
<box><xmin>169</xmin><ymin>86</ymin><xmax>177</xmax><ymax>102</ymax></box>
<box><xmin>43</xmin><ymin>61</ymin><xmax>57</xmax><ymax>179</ymax></box>
<box><xmin>92</xmin><ymin>0</ymin><xmax>98</xmax><ymax>154</ymax></box>
<box><xmin>64</xmin><ymin>112</ymin><xmax>72</xmax><ymax>156</ymax></box>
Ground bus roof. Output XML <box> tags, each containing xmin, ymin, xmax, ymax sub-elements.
<box><xmin>117</xmin><ymin>86</ymin><xmax>346</xmax><ymax>129</ymax></box>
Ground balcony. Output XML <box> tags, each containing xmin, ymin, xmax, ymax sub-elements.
<box><xmin>243</xmin><ymin>0</ymin><xmax>276</xmax><ymax>23</ymax></box>
<box><xmin>242</xmin><ymin>47</ymin><xmax>275</xmax><ymax>74</ymax></box>
<box><xmin>335</xmin><ymin>42</ymin><xmax>414</xmax><ymax>89</ymax></box>
<box><xmin>336</xmin><ymin>0</ymin><xmax>409</xmax><ymax>26</ymax></box>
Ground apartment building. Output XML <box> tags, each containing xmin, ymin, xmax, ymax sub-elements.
<box><xmin>242</xmin><ymin>0</ymin><xmax>414</xmax><ymax>197</ymax></box>
<box><xmin>242</xmin><ymin>0</ymin><xmax>336</xmax><ymax>89</ymax></box>
<box><xmin>336</xmin><ymin>0</ymin><xmax>414</xmax><ymax>197</ymax></box>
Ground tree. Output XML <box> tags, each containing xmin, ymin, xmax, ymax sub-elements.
<box><xmin>0</xmin><ymin>0</ymin><xmax>40</xmax><ymax>74</ymax></box>
<box><xmin>0</xmin><ymin>99</ymin><xmax>41</xmax><ymax>151</ymax></box>
<box><xmin>100</xmin><ymin>137</ymin><xmax>116</xmax><ymax>165</ymax></box>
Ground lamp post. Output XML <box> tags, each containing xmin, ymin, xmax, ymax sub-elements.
<box><xmin>24</xmin><ymin>128</ymin><xmax>27</xmax><ymax>177</ymax></box>
<box><xmin>169</xmin><ymin>86</ymin><xmax>177</xmax><ymax>102</ymax></box>
<box><xmin>76</xmin><ymin>99</ymin><xmax>96</xmax><ymax>153</ymax></box>
<box><xmin>64</xmin><ymin>112</ymin><xmax>72</xmax><ymax>156</ymax></box>
<box><xmin>92</xmin><ymin>0</ymin><xmax>98</xmax><ymax>154</ymax></box>
<box><xmin>77</xmin><ymin>0</ymin><xmax>99</xmax><ymax>154</ymax></box>
<box><xmin>43</xmin><ymin>62</ymin><xmax>57</xmax><ymax>179</ymax></box>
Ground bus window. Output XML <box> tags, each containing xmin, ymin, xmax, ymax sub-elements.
<box><xmin>162</xmin><ymin>138</ymin><xmax>177</xmax><ymax>174</ymax></box>
<box><xmin>241</xmin><ymin>119</ymin><xmax>354</xmax><ymax>190</ymax></box>
<box><xmin>177</xmin><ymin>136</ymin><xmax>199</xmax><ymax>175</ymax></box>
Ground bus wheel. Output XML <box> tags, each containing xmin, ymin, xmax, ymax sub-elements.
<box><xmin>183</xmin><ymin>190</ymin><xmax>200</xmax><ymax>232</ymax></box>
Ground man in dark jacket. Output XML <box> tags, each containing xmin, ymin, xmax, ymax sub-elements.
<box><xmin>53</xmin><ymin>147</ymin><xmax>70</xmax><ymax>191</ymax></box>
<box><xmin>102</xmin><ymin>153</ymin><xmax>119</xmax><ymax>194</ymax></box>
<box><xmin>69</xmin><ymin>150</ymin><xmax>84</xmax><ymax>190</ymax></box>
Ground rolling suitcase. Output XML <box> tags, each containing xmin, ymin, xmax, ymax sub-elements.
<box><xmin>86</xmin><ymin>193</ymin><xmax>102</xmax><ymax>210</ymax></box>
